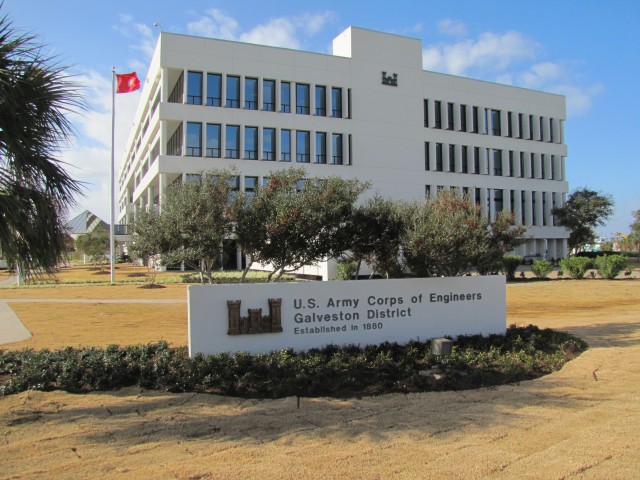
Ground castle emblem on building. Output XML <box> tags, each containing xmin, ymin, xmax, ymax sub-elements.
<box><xmin>227</xmin><ymin>298</ymin><xmax>283</xmax><ymax>335</ymax></box>
<box><xmin>382</xmin><ymin>71</ymin><xmax>398</xmax><ymax>86</ymax></box>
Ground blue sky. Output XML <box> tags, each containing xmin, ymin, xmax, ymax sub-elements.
<box><xmin>5</xmin><ymin>0</ymin><xmax>639</xmax><ymax>236</ymax></box>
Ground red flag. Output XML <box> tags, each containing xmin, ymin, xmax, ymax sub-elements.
<box><xmin>116</xmin><ymin>72</ymin><xmax>141</xmax><ymax>93</ymax></box>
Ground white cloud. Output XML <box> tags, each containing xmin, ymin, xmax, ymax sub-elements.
<box><xmin>437</xmin><ymin>19</ymin><xmax>467</xmax><ymax>38</ymax></box>
<box><xmin>240</xmin><ymin>18</ymin><xmax>301</xmax><ymax>49</ymax></box>
<box><xmin>423</xmin><ymin>30</ymin><xmax>538</xmax><ymax>76</ymax></box>
<box><xmin>187</xmin><ymin>9</ymin><xmax>333</xmax><ymax>49</ymax></box>
<box><xmin>187</xmin><ymin>8</ymin><xmax>239</xmax><ymax>40</ymax></box>
<box><xmin>423</xmin><ymin>23</ymin><xmax>601</xmax><ymax>117</ymax></box>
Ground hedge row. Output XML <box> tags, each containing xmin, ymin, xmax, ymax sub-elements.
<box><xmin>0</xmin><ymin>325</ymin><xmax>587</xmax><ymax>398</ymax></box>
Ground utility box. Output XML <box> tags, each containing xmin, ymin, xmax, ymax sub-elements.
<box><xmin>431</xmin><ymin>337</ymin><xmax>453</xmax><ymax>356</ymax></box>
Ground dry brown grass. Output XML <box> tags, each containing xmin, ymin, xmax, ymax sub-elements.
<box><xmin>1</xmin><ymin>278</ymin><xmax>640</xmax><ymax>479</ymax></box>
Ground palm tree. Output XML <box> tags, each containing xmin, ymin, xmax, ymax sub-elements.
<box><xmin>0</xmin><ymin>8</ymin><xmax>85</xmax><ymax>279</ymax></box>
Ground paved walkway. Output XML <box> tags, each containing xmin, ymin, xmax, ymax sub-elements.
<box><xmin>0</xmin><ymin>275</ymin><xmax>32</xmax><ymax>344</ymax></box>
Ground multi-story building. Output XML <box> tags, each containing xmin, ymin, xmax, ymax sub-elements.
<box><xmin>118</xmin><ymin>26</ymin><xmax>569</xmax><ymax>279</ymax></box>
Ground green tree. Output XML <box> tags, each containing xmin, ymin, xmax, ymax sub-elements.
<box><xmin>75</xmin><ymin>231</ymin><xmax>110</xmax><ymax>269</ymax></box>
<box><xmin>0</xmin><ymin>11</ymin><xmax>85</xmax><ymax>278</ymax></box>
<box><xmin>129</xmin><ymin>206</ymin><xmax>168</xmax><ymax>285</ymax></box>
<box><xmin>134</xmin><ymin>170</ymin><xmax>236</xmax><ymax>284</ymax></box>
<box><xmin>235</xmin><ymin>168</ymin><xmax>367</xmax><ymax>282</ymax></box>
<box><xmin>552</xmin><ymin>188</ymin><xmax>614</xmax><ymax>254</ymax></box>
<box><xmin>346</xmin><ymin>195</ymin><xmax>407</xmax><ymax>279</ymax></box>
<box><xmin>402</xmin><ymin>190</ymin><xmax>525</xmax><ymax>277</ymax></box>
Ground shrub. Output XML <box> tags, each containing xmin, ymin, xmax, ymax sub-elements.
<box><xmin>530</xmin><ymin>260</ymin><xmax>553</xmax><ymax>279</ymax></box>
<box><xmin>595</xmin><ymin>254</ymin><xmax>628</xmax><ymax>280</ymax></box>
<box><xmin>560</xmin><ymin>256</ymin><xmax>592</xmax><ymax>279</ymax></box>
<box><xmin>0</xmin><ymin>328</ymin><xmax>588</xmax><ymax>398</ymax></box>
<box><xmin>501</xmin><ymin>255</ymin><xmax>522</xmax><ymax>280</ymax></box>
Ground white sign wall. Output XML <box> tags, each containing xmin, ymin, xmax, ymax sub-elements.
<box><xmin>188</xmin><ymin>276</ymin><xmax>506</xmax><ymax>356</ymax></box>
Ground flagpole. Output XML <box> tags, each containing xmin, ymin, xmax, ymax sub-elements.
<box><xmin>110</xmin><ymin>66</ymin><xmax>116</xmax><ymax>285</ymax></box>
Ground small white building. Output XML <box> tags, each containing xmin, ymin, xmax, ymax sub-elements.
<box><xmin>118</xmin><ymin>26</ymin><xmax>569</xmax><ymax>279</ymax></box>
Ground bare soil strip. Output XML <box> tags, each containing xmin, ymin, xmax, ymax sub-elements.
<box><xmin>1</xmin><ymin>279</ymin><xmax>639</xmax><ymax>479</ymax></box>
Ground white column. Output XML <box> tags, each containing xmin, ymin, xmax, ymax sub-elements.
<box><xmin>522</xmin><ymin>114</ymin><xmax>530</xmax><ymax>140</ymax></box>
<box><xmin>534</xmin><ymin>191</ymin><xmax>543</xmax><ymax>226</ymax></box>
<box><xmin>453</xmin><ymin>102</ymin><xmax>461</xmax><ymax>131</ymax></box>
<box><xmin>513</xmin><ymin>190</ymin><xmax>522</xmax><ymax>225</ymax></box>
<box><xmin>501</xmin><ymin>110</ymin><xmax>509</xmax><ymax>137</ymax></box>
<box><xmin>544</xmin><ymin>191</ymin><xmax>553</xmax><ymax>226</ymax></box>
<box><xmin>478</xmin><ymin>107</ymin><xmax>486</xmax><ymax>134</ymax></box>
<box><xmin>524</xmin><ymin>191</ymin><xmax>532</xmax><ymax>225</ymax></box>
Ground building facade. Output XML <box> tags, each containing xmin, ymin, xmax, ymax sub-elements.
<box><xmin>118</xmin><ymin>26</ymin><xmax>569</xmax><ymax>279</ymax></box>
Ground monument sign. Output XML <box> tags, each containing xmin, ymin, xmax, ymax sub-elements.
<box><xmin>188</xmin><ymin>276</ymin><xmax>506</xmax><ymax>356</ymax></box>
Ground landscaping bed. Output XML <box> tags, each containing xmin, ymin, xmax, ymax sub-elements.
<box><xmin>0</xmin><ymin>324</ymin><xmax>587</xmax><ymax>398</ymax></box>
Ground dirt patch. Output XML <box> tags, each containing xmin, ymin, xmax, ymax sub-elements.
<box><xmin>0</xmin><ymin>279</ymin><xmax>639</xmax><ymax>479</ymax></box>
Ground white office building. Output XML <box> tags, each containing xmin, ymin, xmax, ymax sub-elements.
<box><xmin>118</xmin><ymin>26</ymin><xmax>569</xmax><ymax>279</ymax></box>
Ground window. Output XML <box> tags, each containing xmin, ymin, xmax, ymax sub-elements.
<box><xmin>332</xmin><ymin>133</ymin><xmax>343</xmax><ymax>165</ymax></box>
<box><xmin>510</xmin><ymin>190</ymin><xmax>516</xmax><ymax>217</ymax></box>
<box><xmin>472</xmin><ymin>106</ymin><xmax>479</xmax><ymax>133</ymax></box>
<box><xmin>447</xmin><ymin>103</ymin><xmax>454</xmax><ymax>130</ymax></box>
<box><xmin>493</xmin><ymin>149</ymin><xmax>502</xmax><ymax>176</ymax></box>
<box><xmin>518</xmin><ymin>113</ymin><xmax>524</xmax><ymax>139</ymax></box>
<box><xmin>434</xmin><ymin>101</ymin><xmax>442</xmax><ymax>128</ymax></box>
<box><xmin>205</xmin><ymin>123</ymin><xmax>221</xmax><ymax>157</ymax></box>
<box><xmin>206</xmin><ymin>73</ymin><xmax>221</xmax><ymax>106</ymax></box>
<box><xmin>244</xmin><ymin>176</ymin><xmax>258</xmax><ymax>198</ymax></box>
<box><xmin>245</xmin><ymin>77</ymin><xmax>258</xmax><ymax>110</ymax></box>
<box><xmin>296</xmin><ymin>83</ymin><xmax>310</xmax><ymax>114</ymax></box>
<box><xmin>244</xmin><ymin>126</ymin><xmax>257</xmax><ymax>159</ymax></box>
<box><xmin>461</xmin><ymin>145</ymin><xmax>468</xmax><ymax>173</ymax></box>
<box><xmin>332</xmin><ymin>87</ymin><xmax>343</xmax><ymax>118</ymax></box>
<box><xmin>263</xmin><ymin>80</ymin><xmax>275</xmax><ymax>111</ymax></box>
<box><xmin>529</xmin><ymin>115</ymin><xmax>534</xmax><ymax>140</ymax></box>
<box><xmin>186</xmin><ymin>173</ymin><xmax>201</xmax><ymax>184</ymax></box>
<box><xmin>296</xmin><ymin>130</ymin><xmax>310</xmax><ymax>162</ymax></box>
<box><xmin>494</xmin><ymin>189</ymin><xmax>504</xmax><ymax>214</ymax></box>
<box><xmin>448</xmin><ymin>144</ymin><xmax>456</xmax><ymax>172</ymax></box>
<box><xmin>491</xmin><ymin>109</ymin><xmax>501</xmax><ymax>136</ymax></box>
<box><xmin>474</xmin><ymin>147</ymin><xmax>480</xmax><ymax>174</ymax></box>
<box><xmin>263</xmin><ymin>128</ymin><xmax>275</xmax><ymax>160</ymax></box>
<box><xmin>541</xmin><ymin>154</ymin><xmax>546</xmax><ymax>179</ymax></box>
<box><xmin>423</xmin><ymin>100</ymin><xmax>429</xmax><ymax>127</ymax></box>
<box><xmin>435</xmin><ymin>143</ymin><xmax>443</xmax><ymax>171</ymax></box>
<box><xmin>315</xmin><ymin>132</ymin><xmax>326</xmax><ymax>163</ymax></box>
<box><xmin>530</xmin><ymin>153</ymin><xmax>536</xmax><ymax>178</ymax></box>
<box><xmin>508</xmin><ymin>151</ymin><xmax>514</xmax><ymax>177</ymax></box>
<box><xmin>519</xmin><ymin>152</ymin><xmax>525</xmax><ymax>178</ymax></box>
<box><xmin>186</xmin><ymin>122</ymin><xmax>202</xmax><ymax>156</ymax></box>
<box><xmin>226</xmin><ymin>76</ymin><xmax>240</xmax><ymax>108</ymax></box>
<box><xmin>229</xmin><ymin>176</ymin><xmax>240</xmax><ymax>201</ymax></box>
<box><xmin>507</xmin><ymin>112</ymin><xmax>513</xmax><ymax>137</ymax></box>
<box><xmin>539</xmin><ymin>116</ymin><xmax>545</xmax><ymax>141</ymax></box>
<box><xmin>225</xmin><ymin>125</ymin><xmax>239</xmax><ymax>158</ymax></box>
<box><xmin>281</xmin><ymin>82</ymin><xmax>291</xmax><ymax>112</ymax></box>
<box><xmin>281</xmin><ymin>129</ymin><xmax>291</xmax><ymax>161</ymax></box>
<box><xmin>532</xmin><ymin>191</ymin><xmax>537</xmax><ymax>225</ymax></box>
<box><xmin>460</xmin><ymin>104</ymin><xmax>467</xmax><ymax>132</ymax></box>
<box><xmin>549</xmin><ymin>118</ymin><xmax>555</xmax><ymax>143</ymax></box>
<box><xmin>186</xmin><ymin>71</ymin><xmax>203</xmax><ymax>105</ymax></box>
<box><xmin>425</xmin><ymin>185</ymin><xmax>431</xmax><ymax>198</ymax></box>
<box><xmin>424</xmin><ymin>142</ymin><xmax>430</xmax><ymax>170</ymax></box>
<box><xmin>315</xmin><ymin>85</ymin><xmax>326</xmax><ymax>116</ymax></box>
<box><xmin>550</xmin><ymin>155</ymin><xmax>556</xmax><ymax>180</ymax></box>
